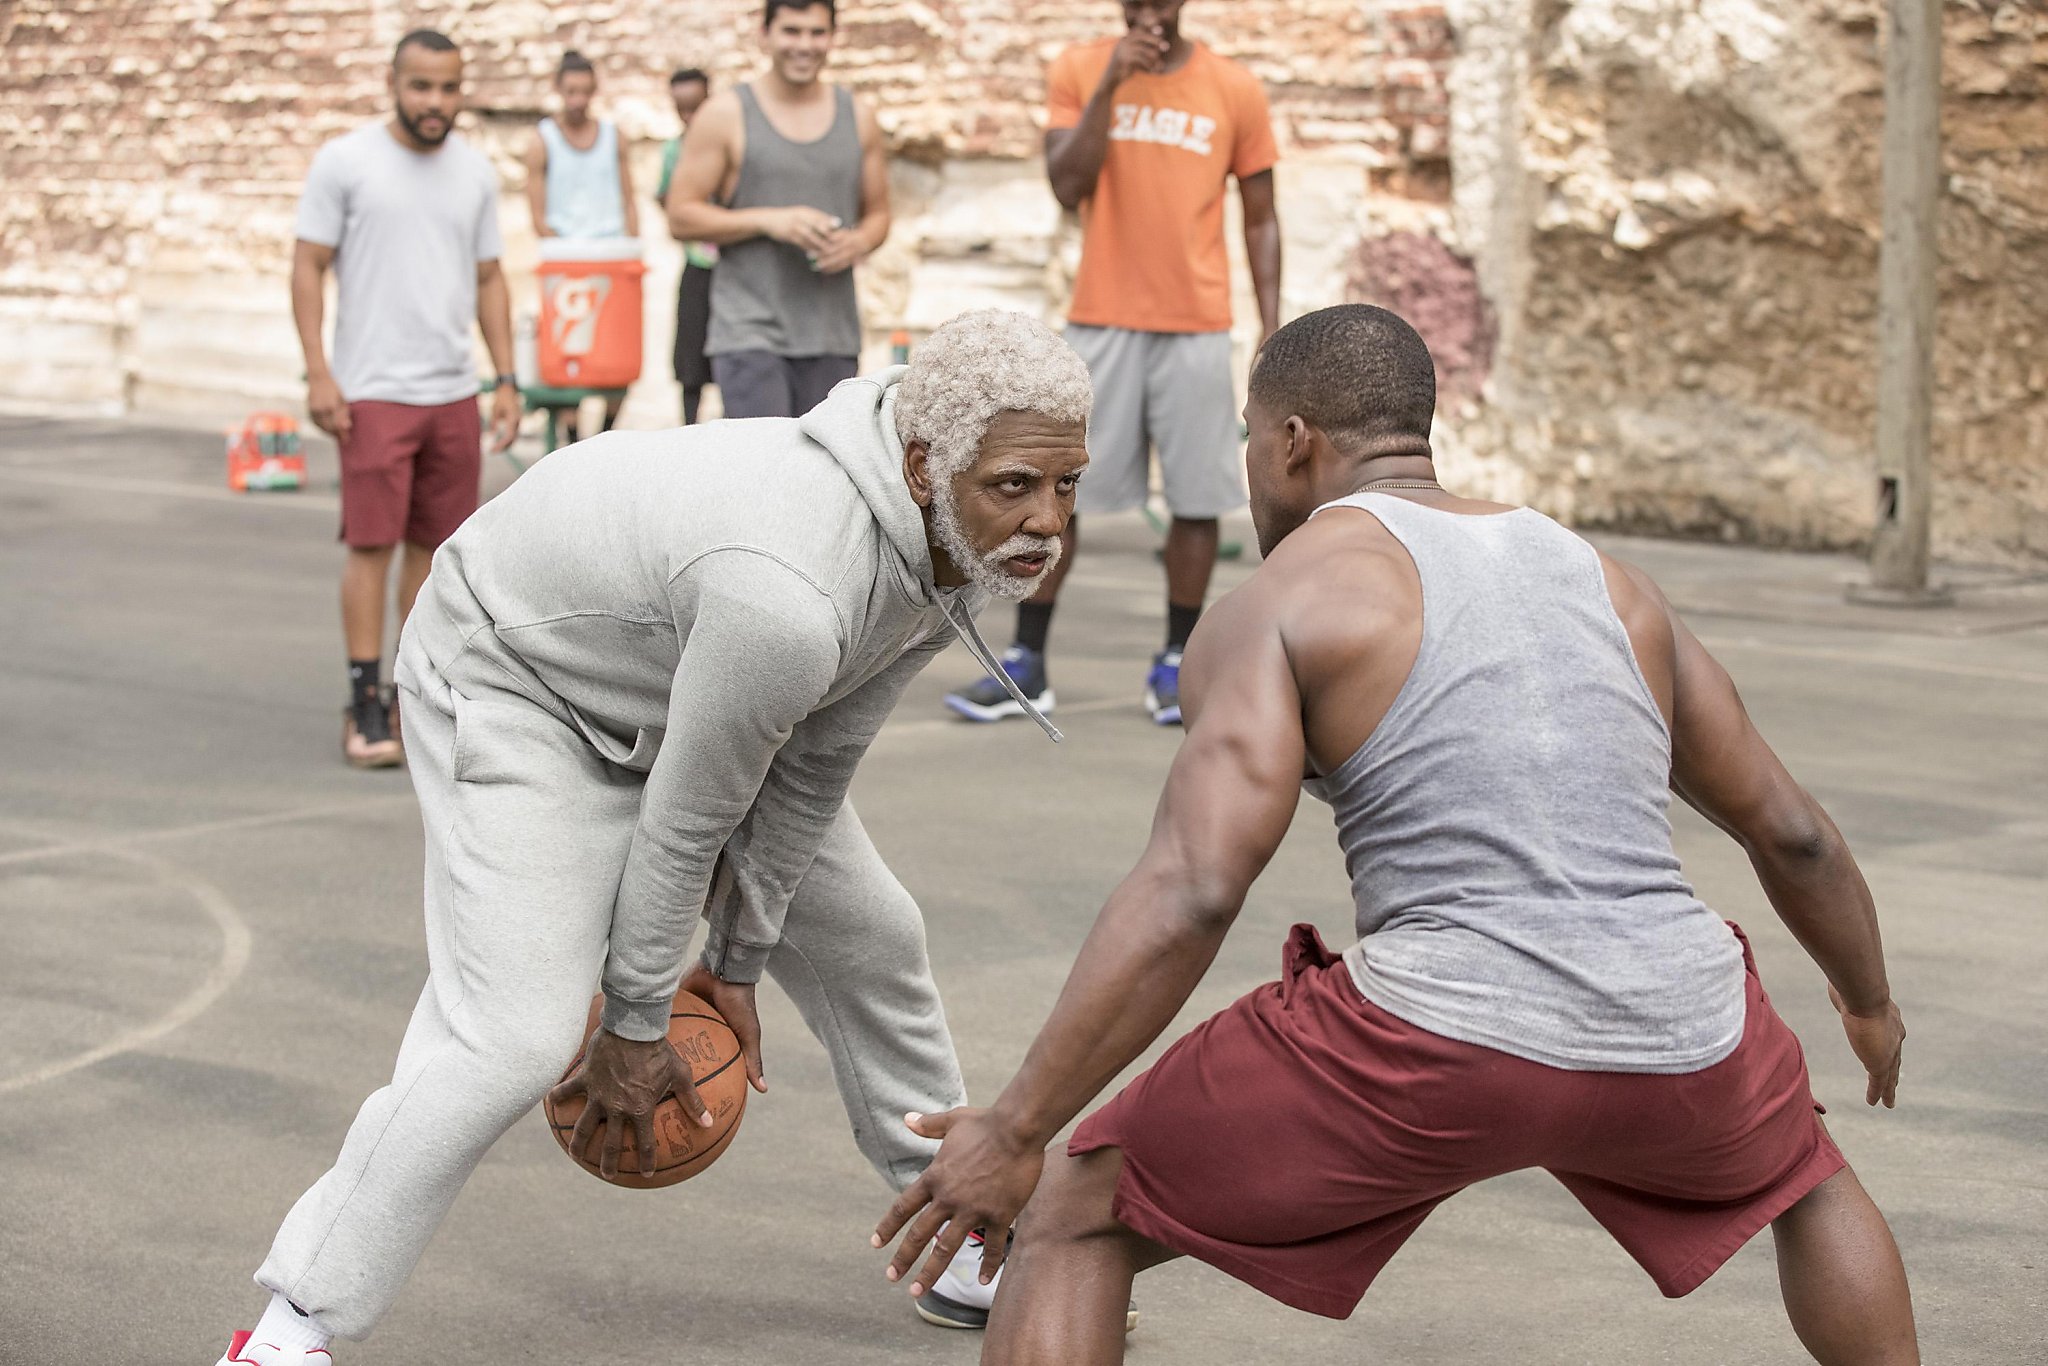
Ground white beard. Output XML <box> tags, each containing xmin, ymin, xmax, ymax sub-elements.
<box><xmin>930</xmin><ymin>484</ymin><xmax>1061</xmax><ymax>601</ymax></box>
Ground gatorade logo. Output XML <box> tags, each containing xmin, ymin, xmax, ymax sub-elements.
<box><xmin>547</xmin><ymin>275</ymin><xmax>613</xmax><ymax>357</ymax></box>
<box><xmin>1110</xmin><ymin>104</ymin><xmax>1215</xmax><ymax>156</ymax></box>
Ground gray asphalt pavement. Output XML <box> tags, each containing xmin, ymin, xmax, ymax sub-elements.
<box><xmin>1</xmin><ymin>412</ymin><xmax>2043</xmax><ymax>1364</ymax></box>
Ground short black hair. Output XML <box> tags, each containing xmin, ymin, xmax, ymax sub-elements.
<box><xmin>669</xmin><ymin>67</ymin><xmax>710</xmax><ymax>87</ymax></box>
<box><xmin>1250</xmin><ymin>305</ymin><xmax>1437</xmax><ymax>452</ymax></box>
<box><xmin>764</xmin><ymin>0</ymin><xmax>836</xmax><ymax>28</ymax></box>
<box><xmin>393</xmin><ymin>28</ymin><xmax>457</xmax><ymax>68</ymax></box>
<box><xmin>556</xmin><ymin>49</ymin><xmax>596</xmax><ymax>80</ymax></box>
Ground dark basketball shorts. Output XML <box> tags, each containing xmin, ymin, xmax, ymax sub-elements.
<box><xmin>1069</xmin><ymin>922</ymin><xmax>1845</xmax><ymax>1318</ymax></box>
<box><xmin>338</xmin><ymin>397</ymin><xmax>483</xmax><ymax>551</ymax></box>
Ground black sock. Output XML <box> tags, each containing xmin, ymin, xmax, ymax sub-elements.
<box><xmin>1015</xmin><ymin>601</ymin><xmax>1055</xmax><ymax>655</ymax></box>
<box><xmin>348</xmin><ymin>658</ymin><xmax>381</xmax><ymax>710</ymax></box>
<box><xmin>1166</xmin><ymin>603</ymin><xmax>1202</xmax><ymax>651</ymax></box>
<box><xmin>683</xmin><ymin>386</ymin><xmax>703</xmax><ymax>425</ymax></box>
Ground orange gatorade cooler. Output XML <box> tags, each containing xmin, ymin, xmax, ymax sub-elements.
<box><xmin>226</xmin><ymin>411</ymin><xmax>307</xmax><ymax>491</ymax></box>
<box><xmin>537</xmin><ymin>238</ymin><xmax>645</xmax><ymax>388</ymax></box>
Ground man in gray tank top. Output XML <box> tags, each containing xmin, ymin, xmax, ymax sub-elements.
<box><xmin>667</xmin><ymin>0</ymin><xmax>889</xmax><ymax>419</ymax></box>
<box><xmin>880</xmin><ymin>306</ymin><xmax>1918</xmax><ymax>1365</ymax></box>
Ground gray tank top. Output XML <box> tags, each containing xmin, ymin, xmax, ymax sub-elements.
<box><xmin>708</xmin><ymin>85</ymin><xmax>863</xmax><ymax>359</ymax></box>
<box><xmin>1304</xmin><ymin>493</ymin><xmax>1747</xmax><ymax>1073</ymax></box>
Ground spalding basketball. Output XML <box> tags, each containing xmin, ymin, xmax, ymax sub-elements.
<box><xmin>544</xmin><ymin>989</ymin><xmax>748</xmax><ymax>1189</ymax></box>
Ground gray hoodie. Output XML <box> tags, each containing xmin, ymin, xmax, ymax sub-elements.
<box><xmin>407</xmin><ymin>370</ymin><xmax>1026</xmax><ymax>1042</ymax></box>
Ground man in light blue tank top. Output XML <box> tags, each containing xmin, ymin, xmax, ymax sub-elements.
<box><xmin>523</xmin><ymin>50</ymin><xmax>640</xmax><ymax>443</ymax></box>
<box><xmin>882</xmin><ymin>306</ymin><xmax>1918</xmax><ymax>1365</ymax></box>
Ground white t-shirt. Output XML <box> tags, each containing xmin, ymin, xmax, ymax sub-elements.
<box><xmin>295</xmin><ymin>123</ymin><xmax>504</xmax><ymax>407</ymax></box>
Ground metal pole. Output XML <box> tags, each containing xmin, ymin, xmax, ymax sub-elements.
<box><xmin>1852</xmin><ymin>0</ymin><xmax>1950</xmax><ymax>605</ymax></box>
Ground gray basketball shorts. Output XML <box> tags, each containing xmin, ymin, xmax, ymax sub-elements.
<box><xmin>1065</xmin><ymin>324</ymin><xmax>1246</xmax><ymax>519</ymax></box>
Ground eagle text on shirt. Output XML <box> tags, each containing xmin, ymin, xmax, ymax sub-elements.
<box><xmin>1110</xmin><ymin>103</ymin><xmax>1216</xmax><ymax>156</ymax></box>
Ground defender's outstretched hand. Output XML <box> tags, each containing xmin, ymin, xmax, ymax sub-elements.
<box><xmin>1831</xmin><ymin>986</ymin><xmax>1905</xmax><ymax>1108</ymax></box>
<box><xmin>872</xmin><ymin>1108</ymin><xmax>1045</xmax><ymax>1296</ymax></box>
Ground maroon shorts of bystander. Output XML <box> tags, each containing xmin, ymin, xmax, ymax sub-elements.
<box><xmin>338</xmin><ymin>397</ymin><xmax>483</xmax><ymax>550</ymax></box>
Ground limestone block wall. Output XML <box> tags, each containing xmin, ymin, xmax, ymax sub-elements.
<box><xmin>1433</xmin><ymin>0</ymin><xmax>2048</xmax><ymax>563</ymax></box>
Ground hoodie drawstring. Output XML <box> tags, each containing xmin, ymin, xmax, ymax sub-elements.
<box><xmin>940</xmin><ymin>595</ymin><xmax>1064</xmax><ymax>743</ymax></box>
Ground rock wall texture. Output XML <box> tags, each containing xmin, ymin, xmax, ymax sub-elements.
<box><xmin>1</xmin><ymin>0</ymin><xmax>2042</xmax><ymax>563</ymax></box>
<box><xmin>1434</xmin><ymin>0</ymin><xmax>2048</xmax><ymax>563</ymax></box>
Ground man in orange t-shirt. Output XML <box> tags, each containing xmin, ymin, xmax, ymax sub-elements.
<box><xmin>943</xmin><ymin>0</ymin><xmax>1281</xmax><ymax>730</ymax></box>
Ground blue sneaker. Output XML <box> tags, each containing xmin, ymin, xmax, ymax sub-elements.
<box><xmin>944</xmin><ymin>645</ymin><xmax>1054</xmax><ymax>723</ymax></box>
<box><xmin>1144</xmin><ymin>648</ymin><xmax>1183</xmax><ymax>726</ymax></box>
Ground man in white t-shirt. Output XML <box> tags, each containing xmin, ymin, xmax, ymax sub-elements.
<box><xmin>291</xmin><ymin>28</ymin><xmax>520</xmax><ymax>770</ymax></box>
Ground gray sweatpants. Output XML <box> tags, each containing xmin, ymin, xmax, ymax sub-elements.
<box><xmin>256</xmin><ymin>652</ymin><xmax>965</xmax><ymax>1339</ymax></box>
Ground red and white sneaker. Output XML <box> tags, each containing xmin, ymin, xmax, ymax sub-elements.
<box><xmin>215</xmin><ymin>1330</ymin><xmax>333</xmax><ymax>1365</ymax></box>
<box><xmin>912</xmin><ymin>1230</ymin><xmax>1138</xmax><ymax>1334</ymax></box>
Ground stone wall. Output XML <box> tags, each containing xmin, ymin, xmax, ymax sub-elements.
<box><xmin>1430</xmin><ymin>0</ymin><xmax>2048</xmax><ymax>563</ymax></box>
<box><xmin>3</xmin><ymin>0</ymin><xmax>2043</xmax><ymax>563</ymax></box>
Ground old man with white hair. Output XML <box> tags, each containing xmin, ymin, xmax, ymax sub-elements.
<box><xmin>215</xmin><ymin>309</ymin><xmax>1092</xmax><ymax>1364</ymax></box>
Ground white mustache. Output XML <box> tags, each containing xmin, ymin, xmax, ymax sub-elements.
<box><xmin>984</xmin><ymin>533</ymin><xmax>1059</xmax><ymax>565</ymax></box>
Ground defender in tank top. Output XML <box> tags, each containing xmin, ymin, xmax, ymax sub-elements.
<box><xmin>883</xmin><ymin>305</ymin><xmax>1916</xmax><ymax>1365</ymax></box>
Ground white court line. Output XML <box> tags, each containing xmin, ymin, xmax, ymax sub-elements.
<box><xmin>0</xmin><ymin>464</ymin><xmax>338</xmax><ymax>512</ymax></box>
<box><xmin>0</xmin><ymin>794</ymin><xmax>416</xmax><ymax>870</ymax></box>
<box><xmin>0</xmin><ymin>844</ymin><xmax>252</xmax><ymax>1094</ymax></box>
<box><xmin>1696</xmin><ymin>634</ymin><xmax>2048</xmax><ymax>688</ymax></box>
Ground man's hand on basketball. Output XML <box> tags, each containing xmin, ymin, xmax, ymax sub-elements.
<box><xmin>871</xmin><ymin>1108</ymin><xmax>1045</xmax><ymax>1296</ymax></box>
<box><xmin>307</xmin><ymin>374</ymin><xmax>350</xmax><ymax>443</ymax></box>
<box><xmin>549</xmin><ymin>1028</ymin><xmax>711</xmax><ymax>1181</ymax></box>
<box><xmin>760</xmin><ymin>205</ymin><xmax>840</xmax><ymax>256</ymax></box>
<box><xmin>681</xmin><ymin>962</ymin><xmax>768</xmax><ymax>1094</ymax></box>
<box><xmin>1106</xmin><ymin>25</ymin><xmax>1170</xmax><ymax>85</ymax></box>
<box><xmin>1831</xmin><ymin>986</ymin><xmax>1904</xmax><ymax>1108</ymax></box>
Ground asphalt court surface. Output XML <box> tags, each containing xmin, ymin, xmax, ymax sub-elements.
<box><xmin>1</xmin><ymin>413</ymin><xmax>2044</xmax><ymax>1363</ymax></box>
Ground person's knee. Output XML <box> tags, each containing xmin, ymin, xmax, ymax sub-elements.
<box><xmin>1776</xmin><ymin>1164</ymin><xmax>1867</xmax><ymax>1237</ymax></box>
<box><xmin>1016</xmin><ymin>1148</ymin><xmax>1127</xmax><ymax>1248</ymax></box>
<box><xmin>401</xmin><ymin>540</ymin><xmax>439</xmax><ymax>571</ymax></box>
<box><xmin>862</xmin><ymin>883</ymin><xmax>931</xmax><ymax>965</ymax></box>
<box><xmin>462</xmin><ymin>1009</ymin><xmax>587</xmax><ymax>1105</ymax></box>
<box><xmin>789</xmin><ymin>876</ymin><xmax>930</xmax><ymax>978</ymax></box>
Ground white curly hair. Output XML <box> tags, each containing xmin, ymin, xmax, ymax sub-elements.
<box><xmin>893</xmin><ymin>309</ymin><xmax>1094</xmax><ymax>481</ymax></box>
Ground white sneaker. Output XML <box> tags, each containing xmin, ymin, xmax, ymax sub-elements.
<box><xmin>913</xmin><ymin>1230</ymin><xmax>1001</xmax><ymax>1328</ymax></box>
<box><xmin>215</xmin><ymin>1331</ymin><xmax>333</xmax><ymax>1365</ymax></box>
<box><xmin>911</xmin><ymin>1230</ymin><xmax>1138</xmax><ymax>1333</ymax></box>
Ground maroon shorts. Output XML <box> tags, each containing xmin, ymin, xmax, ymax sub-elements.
<box><xmin>1069</xmin><ymin>923</ymin><xmax>1844</xmax><ymax>1318</ymax></box>
<box><xmin>338</xmin><ymin>398</ymin><xmax>482</xmax><ymax>550</ymax></box>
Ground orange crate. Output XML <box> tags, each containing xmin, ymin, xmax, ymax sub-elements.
<box><xmin>227</xmin><ymin>411</ymin><xmax>307</xmax><ymax>491</ymax></box>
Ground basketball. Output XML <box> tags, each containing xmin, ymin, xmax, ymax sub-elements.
<box><xmin>544</xmin><ymin>989</ymin><xmax>748</xmax><ymax>1189</ymax></box>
